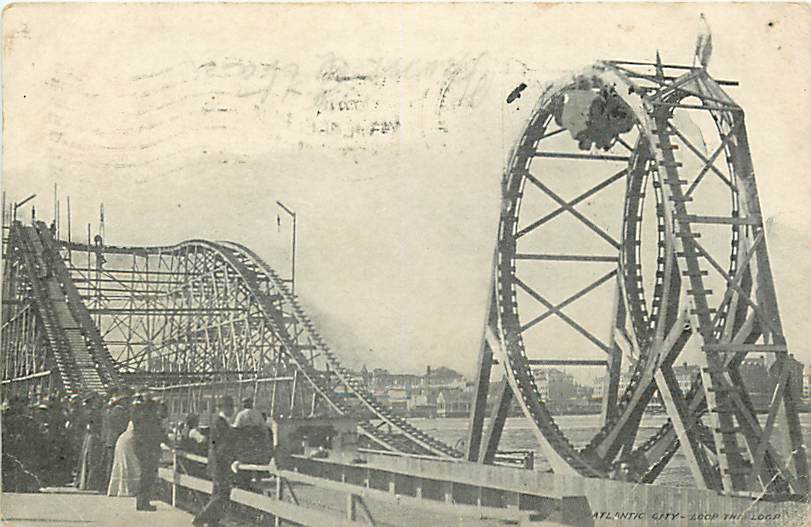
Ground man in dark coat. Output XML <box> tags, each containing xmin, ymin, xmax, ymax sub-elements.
<box><xmin>64</xmin><ymin>393</ymin><xmax>85</xmax><ymax>485</ymax></box>
<box><xmin>43</xmin><ymin>397</ymin><xmax>71</xmax><ymax>485</ymax></box>
<box><xmin>192</xmin><ymin>395</ymin><xmax>235</xmax><ymax>527</ymax></box>
<box><xmin>131</xmin><ymin>394</ymin><xmax>167</xmax><ymax>511</ymax></box>
<box><xmin>1</xmin><ymin>397</ymin><xmax>41</xmax><ymax>492</ymax></box>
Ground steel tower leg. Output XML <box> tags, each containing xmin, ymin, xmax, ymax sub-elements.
<box><xmin>601</xmin><ymin>275</ymin><xmax>625</xmax><ymax>426</ymax></box>
<box><xmin>478</xmin><ymin>377</ymin><xmax>513</xmax><ymax>464</ymax></box>
<box><xmin>465</xmin><ymin>271</ymin><xmax>499</xmax><ymax>462</ymax></box>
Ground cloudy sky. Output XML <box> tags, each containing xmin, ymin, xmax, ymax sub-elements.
<box><xmin>3</xmin><ymin>3</ymin><xmax>810</xmax><ymax>376</ymax></box>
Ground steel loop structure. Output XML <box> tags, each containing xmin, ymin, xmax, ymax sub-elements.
<box><xmin>1</xmin><ymin>220</ymin><xmax>460</xmax><ymax>458</ymax></box>
<box><xmin>465</xmin><ymin>60</ymin><xmax>808</xmax><ymax>498</ymax></box>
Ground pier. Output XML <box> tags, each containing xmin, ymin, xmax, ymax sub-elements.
<box><xmin>3</xmin><ymin>57</ymin><xmax>810</xmax><ymax>526</ymax></box>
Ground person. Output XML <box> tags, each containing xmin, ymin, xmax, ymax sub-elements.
<box><xmin>180</xmin><ymin>413</ymin><xmax>207</xmax><ymax>455</ymax></box>
<box><xmin>192</xmin><ymin>395</ymin><xmax>236</xmax><ymax>527</ymax></box>
<box><xmin>43</xmin><ymin>396</ymin><xmax>72</xmax><ymax>485</ymax></box>
<box><xmin>1</xmin><ymin>396</ymin><xmax>41</xmax><ymax>492</ymax></box>
<box><xmin>33</xmin><ymin>400</ymin><xmax>58</xmax><ymax>486</ymax></box>
<box><xmin>76</xmin><ymin>394</ymin><xmax>105</xmax><ymax>491</ymax></box>
<box><xmin>131</xmin><ymin>393</ymin><xmax>167</xmax><ymax>511</ymax></box>
<box><xmin>233</xmin><ymin>397</ymin><xmax>264</xmax><ymax>429</ymax></box>
<box><xmin>65</xmin><ymin>393</ymin><xmax>86</xmax><ymax>484</ymax></box>
<box><xmin>108</xmin><ymin>419</ymin><xmax>141</xmax><ymax>497</ymax></box>
<box><xmin>100</xmin><ymin>390</ymin><xmax>130</xmax><ymax>489</ymax></box>
<box><xmin>232</xmin><ymin>397</ymin><xmax>272</xmax><ymax>489</ymax></box>
<box><xmin>261</xmin><ymin>411</ymin><xmax>275</xmax><ymax>463</ymax></box>
<box><xmin>40</xmin><ymin>245</ymin><xmax>53</xmax><ymax>279</ymax></box>
<box><xmin>178</xmin><ymin>413</ymin><xmax>208</xmax><ymax>479</ymax></box>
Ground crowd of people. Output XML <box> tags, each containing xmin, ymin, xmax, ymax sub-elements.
<box><xmin>2</xmin><ymin>387</ymin><xmax>167</xmax><ymax>510</ymax></box>
<box><xmin>3</xmin><ymin>389</ymin><xmax>275</xmax><ymax>525</ymax></box>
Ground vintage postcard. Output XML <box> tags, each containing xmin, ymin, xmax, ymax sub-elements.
<box><xmin>1</xmin><ymin>3</ymin><xmax>810</xmax><ymax>526</ymax></box>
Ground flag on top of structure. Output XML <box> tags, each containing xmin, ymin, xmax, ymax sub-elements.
<box><xmin>693</xmin><ymin>14</ymin><xmax>713</xmax><ymax>69</ymax></box>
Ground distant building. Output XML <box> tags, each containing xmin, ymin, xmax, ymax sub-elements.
<box><xmin>360</xmin><ymin>365</ymin><xmax>469</xmax><ymax>417</ymax></box>
<box><xmin>422</xmin><ymin>366</ymin><xmax>466</xmax><ymax>389</ymax></box>
<box><xmin>436</xmin><ymin>389</ymin><xmax>471</xmax><ymax>418</ymax></box>
<box><xmin>533</xmin><ymin>368</ymin><xmax>594</xmax><ymax>411</ymax></box>
<box><xmin>785</xmin><ymin>355</ymin><xmax>804</xmax><ymax>403</ymax></box>
<box><xmin>592</xmin><ymin>369</ymin><xmax>645</xmax><ymax>408</ymax></box>
<box><xmin>407</xmin><ymin>391</ymin><xmax>437</xmax><ymax>418</ymax></box>
<box><xmin>591</xmin><ymin>378</ymin><xmax>604</xmax><ymax>401</ymax></box>
<box><xmin>532</xmin><ymin>370</ymin><xmax>550</xmax><ymax>400</ymax></box>
<box><xmin>673</xmin><ymin>362</ymin><xmax>701</xmax><ymax>395</ymax></box>
<box><xmin>740</xmin><ymin>357</ymin><xmax>771</xmax><ymax>394</ymax></box>
<box><xmin>368</xmin><ymin>368</ymin><xmax>422</xmax><ymax>391</ymax></box>
<box><xmin>383</xmin><ymin>387</ymin><xmax>410</xmax><ymax>415</ymax></box>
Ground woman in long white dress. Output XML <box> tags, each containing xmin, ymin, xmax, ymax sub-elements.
<box><xmin>107</xmin><ymin>420</ymin><xmax>141</xmax><ymax>496</ymax></box>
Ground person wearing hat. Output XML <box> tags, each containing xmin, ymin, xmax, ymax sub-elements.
<box><xmin>100</xmin><ymin>389</ymin><xmax>130</xmax><ymax>490</ymax></box>
<box><xmin>232</xmin><ymin>397</ymin><xmax>272</xmax><ymax>488</ymax></box>
<box><xmin>234</xmin><ymin>397</ymin><xmax>270</xmax><ymax>489</ymax></box>
<box><xmin>131</xmin><ymin>393</ymin><xmax>167</xmax><ymax>511</ymax></box>
<box><xmin>193</xmin><ymin>395</ymin><xmax>236</xmax><ymax>527</ymax></box>
<box><xmin>2</xmin><ymin>396</ymin><xmax>41</xmax><ymax>492</ymax></box>
<box><xmin>65</xmin><ymin>393</ymin><xmax>86</xmax><ymax>485</ymax></box>
<box><xmin>76</xmin><ymin>393</ymin><xmax>105</xmax><ymax>491</ymax></box>
<box><xmin>32</xmin><ymin>400</ymin><xmax>56</xmax><ymax>486</ymax></box>
<box><xmin>107</xmin><ymin>409</ymin><xmax>140</xmax><ymax>498</ymax></box>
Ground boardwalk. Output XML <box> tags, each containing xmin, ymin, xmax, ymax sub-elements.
<box><xmin>0</xmin><ymin>488</ymin><xmax>193</xmax><ymax>527</ymax></box>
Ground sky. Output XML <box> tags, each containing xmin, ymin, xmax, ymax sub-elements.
<box><xmin>2</xmin><ymin>3</ymin><xmax>810</xmax><ymax>377</ymax></box>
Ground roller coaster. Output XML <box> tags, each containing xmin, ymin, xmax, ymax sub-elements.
<box><xmin>2</xmin><ymin>220</ymin><xmax>459</xmax><ymax>458</ymax></box>
<box><xmin>2</xmin><ymin>58</ymin><xmax>807</xmax><ymax>500</ymax></box>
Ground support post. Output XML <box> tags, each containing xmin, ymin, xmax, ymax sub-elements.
<box><xmin>276</xmin><ymin>201</ymin><xmax>297</xmax><ymax>295</ymax></box>
<box><xmin>601</xmin><ymin>274</ymin><xmax>625</xmax><ymax>425</ymax></box>
<box><xmin>478</xmin><ymin>377</ymin><xmax>513</xmax><ymax>464</ymax></box>
<box><xmin>466</xmin><ymin>254</ymin><xmax>498</xmax><ymax>461</ymax></box>
<box><xmin>275</xmin><ymin>476</ymin><xmax>284</xmax><ymax>527</ymax></box>
<box><xmin>66</xmin><ymin>196</ymin><xmax>72</xmax><ymax>263</ymax></box>
<box><xmin>171</xmin><ymin>449</ymin><xmax>178</xmax><ymax>507</ymax></box>
<box><xmin>655</xmin><ymin>365</ymin><xmax>715</xmax><ymax>490</ymax></box>
<box><xmin>346</xmin><ymin>493</ymin><xmax>357</xmax><ymax>521</ymax></box>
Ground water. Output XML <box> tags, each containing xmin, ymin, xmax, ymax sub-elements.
<box><xmin>410</xmin><ymin>414</ymin><xmax>811</xmax><ymax>487</ymax></box>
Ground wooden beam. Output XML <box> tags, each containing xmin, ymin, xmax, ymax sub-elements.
<box><xmin>703</xmin><ymin>344</ymin><xmax>787</xmax><ymax>354</ymax></box>
<box><xmin>533</xmin><ymin>151</ymin><xmax>630</xmax><ymax>162</ymax></box>
<box><xmin>478</xmin><ymin>377</ymin><xmax>513</xmax><ymax>465</ymax></box>
<box><xmin>520</xmin><ymin>269</ymin><xmax>616</xmax><ymax>332</ymax></box>
<box><xmin>514</xmin><ymin>253</ymin><xmax>618</xmax><ymax>263</ymax></box>
<box><xmin>654</xmin><ymin>366</ymin><xmax>715</xmax><ymax>490</ymax></box>
<box><xmin>516</xmin><ymin>168</ymin><xmax>626</xmax><ymax>239</ymax></box>
<box><xmin>749</xmin><ymin>362</ymin><xmax>790</xmax><ymax>490</ymax></box>
<box><xmin>523</xmin><ymin>173</ymin><xmax>621</xmax><ymax>250</ymax></box>
<box><xmin>514</xmin><ymin>276</ymin><xmax>611</xmax><ymax>353</ymax></box>
<box><xmin>682</xmin><ymin>215</ymin><xmax>760</xmax><ymax>226</ymax></box>
<box><xmin>528</xmin><ymin>359</ymin><xmax>608</xmax><ymax>366</ymax></box>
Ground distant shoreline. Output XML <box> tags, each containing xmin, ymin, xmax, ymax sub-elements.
<box><xmin>395</xmin><ymin>407</ymin><xmax>811</xmax><ymax>419</ymax></box>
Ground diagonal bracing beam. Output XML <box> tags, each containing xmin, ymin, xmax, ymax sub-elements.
<box><xmin>516</xmin><ymin>168</ymin><xmax>627</xmax><ymax>239</ymax></box>
<box><xmin>513</xmin><ymin>275</ymin><xmax>611</xmax><ymax>353</ymax></box>
<box><xmin>524</xmin><ymin>173</ymin><xmax>621</xmax><ymax>250</ymax></box>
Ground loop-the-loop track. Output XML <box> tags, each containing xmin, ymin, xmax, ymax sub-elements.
<box><xmin>466</xmin><ymin>60</ymin><xmax>807</xmax><ymax>498</ymax></box>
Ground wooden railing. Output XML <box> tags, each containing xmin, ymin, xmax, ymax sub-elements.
<box><xmin>160</xmin><ymin>446</ymin><xmax>373</xmax><ymax>526</ymax></box>
<box><xmin>158</xmin><ymin>446</ymin><xmax>592</xmax><ymax>526</ymax></box>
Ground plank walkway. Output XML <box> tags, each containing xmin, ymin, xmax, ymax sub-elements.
<box><xmin>1</xmin><ymin>487</ymin><xmax>193</xmax><ymax>527</ymax></box>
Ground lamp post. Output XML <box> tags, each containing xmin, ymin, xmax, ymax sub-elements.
<box><xmin>276</xmin><ymin>200</ymin><xmax>297</xmax><ymax>295</ymax></box>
